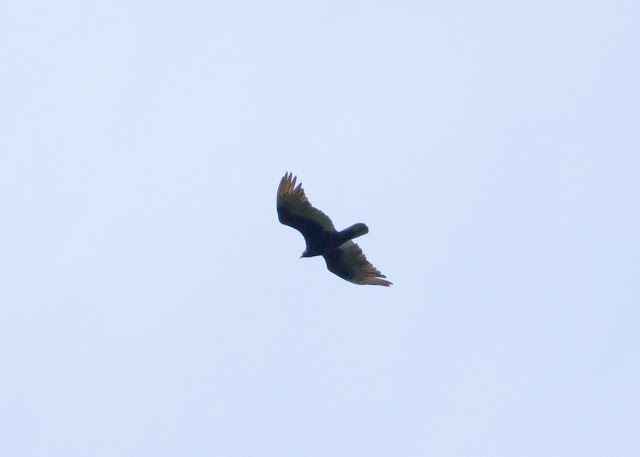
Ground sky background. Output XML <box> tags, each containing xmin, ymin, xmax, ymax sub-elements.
<box><xmin>2</xmin><ymin>1</ymin><xmax>639</xmax><ymax>456</ymax></box>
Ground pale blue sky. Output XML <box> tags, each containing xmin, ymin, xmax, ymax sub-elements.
<box><xmin>1</xmin><ymin>1</ymin><xmax>639</xmax><ymax>456</ymax></box>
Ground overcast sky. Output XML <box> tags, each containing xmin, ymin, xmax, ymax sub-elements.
<box><xmin>2</xmin><ymin>1</ymin><xmax>639</xmax><ymax>456</ymax></box>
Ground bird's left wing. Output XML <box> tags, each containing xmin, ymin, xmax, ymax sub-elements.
<box><xmin>277</xmin><ymin>172</ymin><xmax>335</xmax><ymax>235</ymax></box>
<box><xmin>323</xmin><ymin>241</ymin><xmax>392</xmax><ymax>286</ymax></box>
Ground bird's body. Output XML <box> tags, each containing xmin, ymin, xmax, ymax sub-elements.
<box><xmin>295</xmin><ymin>222</ymin><xmax>368</xmax><ymax>258</ymax></box>
<box><xmin>277</xmin><ymin>172</ymin><xmax>391</xmax><ymax>286</ymax></box>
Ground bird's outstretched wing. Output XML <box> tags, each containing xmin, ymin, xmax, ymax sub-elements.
<box><xmin>323</xmin><ymin>241</ymin><xmax>392</xmax><ymax>286</ymax></box>
<box><xmin>277</xmin><ymin>172</ymin><xmax>335</xmax><ymax>238</ymax></box>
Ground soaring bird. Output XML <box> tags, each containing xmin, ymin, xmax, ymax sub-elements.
<box><xmin>277</xmin><ymin>172</ymin><xmax>391</xmax><ymax>286</ymax></box>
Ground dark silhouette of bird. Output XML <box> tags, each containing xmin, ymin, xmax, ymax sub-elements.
<box><xmin>277</xmin><ymin>172</ymin><xmax>392</xmax><ymax>286</ymax></box>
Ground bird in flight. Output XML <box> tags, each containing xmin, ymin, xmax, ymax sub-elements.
<box><xmin>277</xmin><ymin>172</ymin><xmax>391</xmax><ymax>286</ymax></box>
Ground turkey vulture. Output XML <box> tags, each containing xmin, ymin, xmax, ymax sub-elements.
<box><xmin>277</xmin><ymin>172</ymin><xmax>392</xmax><ymax>287</ymax></box>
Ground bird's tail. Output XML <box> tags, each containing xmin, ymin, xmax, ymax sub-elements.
<box><xmin>338</xmin><ymin>223</ymin><xmax>369</xmax><ymax>245</ymax></box>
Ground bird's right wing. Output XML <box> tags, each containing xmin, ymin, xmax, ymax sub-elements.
<box><xmin>323</xmin><ymin>241</ymin><xmax>392</xmax><ymax>286</ymax></box>
<box><xmin>277</xmin><ymin>172</ymin><xmax>335</xmax><ymax>236</ymax></box>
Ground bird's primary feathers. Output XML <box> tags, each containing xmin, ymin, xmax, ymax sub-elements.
<box><xmin>277</xmin><ymin>172</ymin><xmax>391</xmax><ymax>287</ymax></box>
